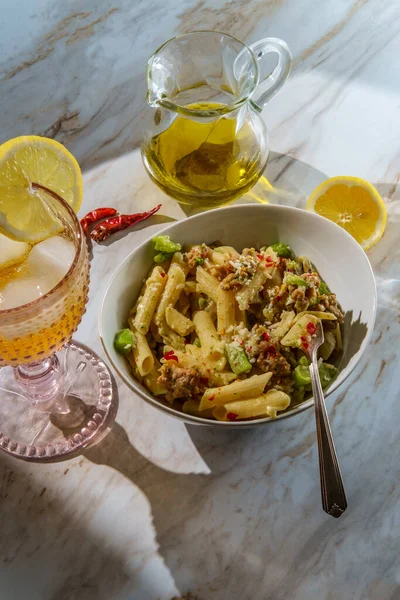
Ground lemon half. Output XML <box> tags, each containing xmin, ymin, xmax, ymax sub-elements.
<box><xmin>0</xmin><ymin>136</ymin><xmax>82</xmax><ymax>243</ymax></box>
<box><xmin>307</xmin><ymin>176</ymin><xmax>387</xmax><ymax>250</ymax></box>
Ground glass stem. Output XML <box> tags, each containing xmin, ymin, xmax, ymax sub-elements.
<box><xmin>14</xmin><ymin>354</ymin><xmax>63</xmax><ymax>408</ymax></box>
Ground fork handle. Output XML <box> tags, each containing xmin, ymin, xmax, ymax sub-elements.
<box><xmin>309</xmin><ymin>361</ymin><xmax>347</xmax><ymax>518</ymax></box>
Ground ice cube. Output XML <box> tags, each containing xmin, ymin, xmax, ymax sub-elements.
<box><xmin>0</xmin><ymin>278</ymin><xmax>44</xmax><ymax>309</ymax></box>
<box><xmin>0</xmin><ymin>236</ymin><xmax>76</xmax><ymax>310</ymax></box>
<box><xmin>0</xmin><ymin>234</ymin><xmax>30</xmax><ymax>271</ymax></box>
<box><xmin>27</xmin><ymin>236</ymin><xmax>76</xmax><ymax>283</ymax></box>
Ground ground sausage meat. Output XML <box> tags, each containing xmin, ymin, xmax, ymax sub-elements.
<box><xmin>256</xmin><ymin>340</ymin><xmax>291</xmax><ymax>376</ymax></box>
<box><xmin>185</xmin><ymin>244</ymin><xmax>211</xmax><ymax>270</ymax></box>
<box><xmin>291</xmin><ymin>287</ymin><xmax>309</xmax><ymax>312</ymax></box>
<box><xmin>158</xmin><ymin>362</ymin><xmax>202</xmax><ymax>402</ymax></box>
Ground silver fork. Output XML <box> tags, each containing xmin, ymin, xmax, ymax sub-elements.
<box><xmin>304</xmin><ymin>321</ymin><xmax>347</xmax><ymax>518</ymax></box>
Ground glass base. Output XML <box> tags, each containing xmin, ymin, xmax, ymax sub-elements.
<box><xmin>0</xmin><ymin>341</ymin><xmax>118</xmax><ymax>462</ymax></box>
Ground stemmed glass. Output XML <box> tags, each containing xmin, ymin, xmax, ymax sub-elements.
<box><xmin>0</xmin><ymin>186</ymin><xmax>117</xmax><ymax>461</ymax></box>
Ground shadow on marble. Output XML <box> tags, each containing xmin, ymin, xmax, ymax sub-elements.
<box><xmin>0</xmin><ymin>452</ymin><xmax>138</xmax><ymax>600</ymax></box>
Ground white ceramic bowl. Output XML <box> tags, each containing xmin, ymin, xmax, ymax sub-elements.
<box><xmin>99</xmin><ymin>205</ymin><xmax>376</xmax><ymax>427</ymax></box>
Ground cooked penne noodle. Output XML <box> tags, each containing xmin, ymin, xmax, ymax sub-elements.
<box><xmin>133</xmin><ymin>266</ymin><xmax>167</xmax><ymax>334</ymax></box>
<box><xmin>196</xmin><ymin>266</ymin><xmax>219</xmax><ymax>301</ymax></box>
<box><xmin>182</xmin><ymin>398</ymin><xmax>214</xmax><ymax>418</ymax></box>
<box><xmin>166</xmin><ymin>306</ymin><xmax>194</xmax><ymax>336</ymax></box>
<box><xmin>125</xmin><ymin>351</ymin><xmax>143</xmax><ymax>383</ymax></box>
<box><xmin>143</xmin><ymin>358</ymin><xmax>166</xmax><ymax>396</ymax></box>
<box><xmin>155</xmin><ymin>263</ymin><xmax>186</xmax><ymax>324</ymax></box>
<box><xmin>133</xmin><ymin>332</ymin><xmax>154</xmax><ymax>376</ymax></box>
<box><xmin>216</xmin><ymin>288</ymin><xmax>236</xmax><ymax>333</ymax></box>
<box><xmin>158</xmin><ymin>320</ymin><xmax>186</xmax><ymax>351</ymax></box>
<box><xmin>293</xmin><ymin>310</ymin><xmax>336</xmax><ymax>324</ymax></box>
<box><xmin>184</xmin><ymin>280</ymin><xmax>197</xmax><ymax>294</ymax></box>
<box><xmin>213</xmin><ymin>389</ymin><xmax>290</xmax><ymax>421</ymax></box>
<box><xmin>193</xmin><ymin>311</ymin><xmax>224</xmax><ymax>359</ymax></box>
<box><xmin>199</xmin><ymin>372</ymin><xmax>272</xmax><ymax>411</ymax></box>
<box><xmin>236</xmin><ymin>263</ymin><xmax>269</xmax><ymax>310</ymax></box>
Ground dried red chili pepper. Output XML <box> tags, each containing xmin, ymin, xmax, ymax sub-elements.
<box><xmin>80</xmin><ymin>207</ymin><xmax>118</xmax><ymax>234</ymax></box>
<box><xmin>163</xmin><ymin>350</ymin><xmax>178</xmax><ymax>363</ymax></box>
<box><xmin>265</xmin><ymin>256</ymin><xmax>273</xmax><ymax>263</ymax></box>
<box><xmin>307</xmin><ymin>322</ymin><xmax>317</xmax><ymax>335</ymax></box>
<box><xmin>226</xmin><ymin>412</ymin><xmax>238</xmax><ymax>421</ymax></box>
<box><xmin>262</xmin><ymin>331</ymin><xmax>270</xmax><ymax>342</ymax></box>
<box><xmin>90</xmin><ymin>204</ymin><xmax>162</xmax><ymax>242</ymax></box>
<box><xmin>257</xmin><ymin>254</ymin><xmax>264</xmax><ymax>260</ymax></box>
<box><xmin>208</xmin><ymin>394</ymin><xmax>216</xmax><ymax>402</ymax></box>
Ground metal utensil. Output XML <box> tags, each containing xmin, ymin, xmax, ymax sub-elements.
<box><xmin>304</xmin><ymin>321</ymin><xmax>347</xmax><ymax>518</ymax></box>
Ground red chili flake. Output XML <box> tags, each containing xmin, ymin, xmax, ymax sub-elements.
<box><xmin>163</xmin><ymin>351</ymin><xmax>178</xmax><ymax>362</ymax></box>
<box><xmin>265</xmin><ymin>256</ymin><xmax>273</xmax><ymax>263</ymax></box>
<box><xmin>200</xmin><ymin>377</ymin><xmax>208</xmax><ymax>385</ymax></box>
<box><xmin>227</xmin><ymin>412</ymin><xmax>238</xmax><ymax>421</ymax></box>
<box><xmin>262</xmin><ymin>331</ymin><xmax>270</xmax><ymax>342</ymax></box>
<box><xmin>300</xmin><ymin>336</ymin><xmax>309</xmax><ymax>350</ymax></box>
<box><xmin>257</xmin><ymin>254</ymin><xmax>264</xmax><ymax>260</ymax></box>
<box><xmin>267</xmin><ymin>345</ymin><xmax>276</xmax><ymax>355</ymax></box>
<box><xmin>208</xmin><ymin>394</ymin><xmax>216</xmax><ymax>402</ymax></box>
<box><xmin>307</xmin><ymin>322</ymin><xmax>317</xmax><ymax>335</ymax></box>
<box><xmin>161</xmin><ymin>272</ymin><xmax>166</xmax><ymax>278</ymax></box>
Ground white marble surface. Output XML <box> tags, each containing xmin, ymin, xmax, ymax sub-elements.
<box><xmin>2</xmin><ymin>1</ymin><xmax>400</xmax><ymax>599</ymax></box>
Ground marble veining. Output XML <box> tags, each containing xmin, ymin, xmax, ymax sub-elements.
<box><xmin>1</xmin><ymin>0</ymin><xmax>400</xmax><ymax>599</ymax></box>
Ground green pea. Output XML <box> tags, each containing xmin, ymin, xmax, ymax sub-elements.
<box><xmin>114</xmin><ymin>329</ymin><xmax>136</xmax><ymax>355</ymax></box>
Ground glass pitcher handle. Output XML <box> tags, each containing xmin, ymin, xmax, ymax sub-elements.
<box><xmin>250</xmin><ymin>37</ymin><xmax>292</xmax><ymax>111</ymax></box>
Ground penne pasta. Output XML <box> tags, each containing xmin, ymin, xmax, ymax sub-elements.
<box><xmin>158</xmin><ymin>320</ymin><xmax>186</xmax><ymax>351</ymax></box>
<box><xmin>182</xmin><ymin>398</ymin><xmax>214</xmax><ymax>418</ymax></box>
<box><xmin>166</xmin><ymin>306</ymin><xmax>194</xmax><ymax>336</ymax></box>
<box><xmin>213</xmin><ymin>389</ymin><xmax>290</xmax><ymax>421</ymax></box>
<box><xmin>143</xmin><ymin>358</ymin><xmax>167</xmax><ymax>396</ymax></box>
<box><xmin>133</xmin><ymin>266</ymin><xmax>167</xmax><ymax>334</ymax></box>
<box><xmin>235</xmin><ymin>263</ymin><xmax>269</xmax><ymax>311</ymax></box>
<box><xmin>155</xmin><ymin>263</ymin><xmax>186</xmax><ymax>325</ymax></box>
<box><xmin>199</xmin><ymin>372</ymin><xmax>272</xmax><ymax>411</ymax></box>
<box><xmin>133</xmin><ymin>331</ymin><xmax>154</xmax><ymax>376</ymax></box>
<box><xmin>193</xmin><ymin>311</ymin><xmax>224</xmax><ymax>359</ymax></box>
<box><xmin>216</xmin><ymin>288</ymin><xmax>236</xmax><ymax>334</ymax></box>
<box><xmin>196</xmin><ymin>266</ymin><xmax>219</xmax><ymax>301</ymax></box>
<box><xmin>293</xmin><ymin>310</ymin><xmax>336</xmax><ymax>324</ymax></box>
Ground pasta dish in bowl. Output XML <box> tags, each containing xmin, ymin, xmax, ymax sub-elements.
<box><xmin>99</xmin><ymin>204</ymin><xmax>376</xmax><ymax>426</ymax></box>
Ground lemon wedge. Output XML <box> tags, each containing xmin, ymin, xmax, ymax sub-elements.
<box><xmin>0</xmin><ymin>136</ymin><xmax>82</xmax><ymax>243</ymax></box>
<box><xmin>307</xmin><ymin>176</ymin><xmax>387</xmax><ymax>250</ymax></box>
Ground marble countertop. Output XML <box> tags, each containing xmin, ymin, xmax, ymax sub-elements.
<box><xmin>2</xmin><ymin>1</ymin><xmax>400</xmax><ymax>599</ymax></box>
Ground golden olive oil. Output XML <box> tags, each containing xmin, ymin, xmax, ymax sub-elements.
<box><xmin>142</xmin><ymin>102</ymin><xmax>267</xmax><ymax>208</ymax></box>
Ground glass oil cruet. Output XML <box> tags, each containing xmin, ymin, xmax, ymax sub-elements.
<box><xmin>142</xmin><ymin>30</ymin><xmax>292</xmax><ymax>209</ymax></box>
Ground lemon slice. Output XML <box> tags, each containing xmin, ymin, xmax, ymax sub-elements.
<box><xmin>0</xmin><ymin>136</ymin><xmax>82</xmax><ymax>243</ymax></box>
<box><xmin>307</xmin><ymin>176</ymin><xmax>387</xmax><ymax>250</ymax></box>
